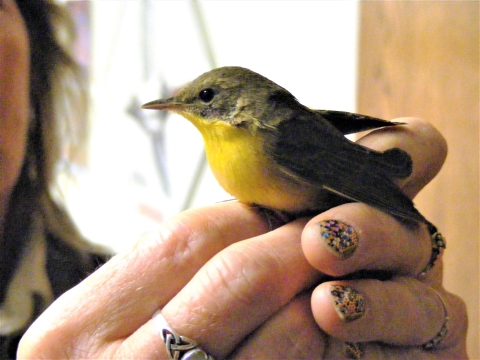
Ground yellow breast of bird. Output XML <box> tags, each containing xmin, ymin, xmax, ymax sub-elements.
<box><xmin>197</xmin><ymin>120</ymin><xmax>316</xmax><ymax>212</ymax></box>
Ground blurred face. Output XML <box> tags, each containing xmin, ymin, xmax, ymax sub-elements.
<box><xmin>0</xmin><ymin>0</ymin><xmax>30</xmax><ymax>218</ymax></box>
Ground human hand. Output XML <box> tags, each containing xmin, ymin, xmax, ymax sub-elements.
<box><xmin>18</xmin><ymin>119</ymin><xmax>468</xmax><ymax>359</ymax></box>
<box><xmin>301</xmin><ymin>118</ymin><xmax>468</xmax><ymax>359</ymax></box>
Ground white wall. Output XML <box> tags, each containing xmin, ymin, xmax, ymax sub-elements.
<box><xmin>61</xmin><ymin>0</ymin><xmax>359</xmax><ymax>252</ymax></box>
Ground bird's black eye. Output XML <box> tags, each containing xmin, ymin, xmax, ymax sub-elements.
<box><xmin>199</xmin><ymin>88</ymin><xmax>215</xmax><ymax>103</ymax></box>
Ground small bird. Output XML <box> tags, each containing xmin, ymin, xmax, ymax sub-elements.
<box><xmin>142</xmin><ymin>66</ymin><xmax>428</xmax><ymax>224</ymax></box>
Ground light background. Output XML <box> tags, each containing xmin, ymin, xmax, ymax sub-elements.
<box><xmin>61</xmin><ymin>1</ymin><xmax>359</xmax><ymax>252</ymax></box>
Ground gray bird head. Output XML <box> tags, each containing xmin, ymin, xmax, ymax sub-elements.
<box><xmin>142</xmin><ymin>66</ymin><xmax>300</xmax><ymax>128</ymax></box>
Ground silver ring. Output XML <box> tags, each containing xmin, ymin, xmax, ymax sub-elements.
<box><xmin>419</xmin><ymin>223</ymin><xmax>446</xmax><ymax>276</ymax></box>
<box><xmin>152</xmin><ymin>310</ymin><xmax>215</xmax><ymax>360</ymax></box>
<box><xmin>422</xmin><ymin>287</ymin><xmax>449</xmax><ymax>350</ymax></box>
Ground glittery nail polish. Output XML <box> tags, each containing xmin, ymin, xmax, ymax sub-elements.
<box><xmin>318</xmin><ymin>220</ymin><xmax>359</xmax><ymax>259</ymax></box>
<box><xmin>330</xmin><ymin>285</ymin><xmax>365</xmax><ymax>322</ymax></box>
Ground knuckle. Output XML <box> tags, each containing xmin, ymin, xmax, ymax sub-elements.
<box><xmin>204</xmin><ymin>242</ymin><xmax>286</xmax><ymax>308</ymax></box>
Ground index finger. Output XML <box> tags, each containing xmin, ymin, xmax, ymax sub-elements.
<box><xmin>302</xmin><ymin>118</ymin><xmax>447</xmax><ymax>277</ymax></box>
<box><xmin>18</xmin><ymin>201</ymin><xmax>273</xmax><ymax>358</ymax></box>
<box><xmin>356</xmin><ymin>117</ymin><xmax>447</xmax><ymax>199</ymax></box>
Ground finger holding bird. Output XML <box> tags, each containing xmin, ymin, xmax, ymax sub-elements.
<box><xmin>355</xmin><ymin>117</ymin><xmax>447</xmax><ymax>200</ymax></box>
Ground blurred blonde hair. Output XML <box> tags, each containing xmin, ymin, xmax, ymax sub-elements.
<box><xmin>14</xmin><ymin>0</ymin><xmax>92</xmax><ymax>256</ymax></box>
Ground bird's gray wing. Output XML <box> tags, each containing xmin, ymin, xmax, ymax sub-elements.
<box><xmin>267</xmin><ymin>112</ymin><xmax>427</xmax><ymax>224</ymax></box>
<box><xmin>314</xmin><ymin>110</ymin><xmax>405</xmax><ymax>135</ymax></box>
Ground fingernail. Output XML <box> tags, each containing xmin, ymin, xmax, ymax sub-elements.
<box><xmin>318</xmin><ymin>220</ymin><xmax>359</xmax><ymax>259</ymax></box>
<box><xmin>330</xmin><ymin>285</ymin><xmax>365</xmax><ymax>322</ymax></box>
<box><xmin>343</xmin><ymin>342</ymin><xmax>364</xmax><ymax>359</ymax></box>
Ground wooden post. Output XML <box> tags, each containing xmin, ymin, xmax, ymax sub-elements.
<box><xmin>357</xmin><ymin>2</ymin><xmax>479</xmax><ymax>357</ymax></box>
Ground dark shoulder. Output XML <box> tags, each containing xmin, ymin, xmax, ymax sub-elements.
<box><xmin>45</xmin><ymin>232</ymin><xmax>111</xmax><ymax>298</ymax></box>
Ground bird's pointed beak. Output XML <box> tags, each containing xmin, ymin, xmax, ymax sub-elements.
<box><xmin>141</xmin><ymin>98</ymin><xmax>182</xmax><ymax>110</ymax></box>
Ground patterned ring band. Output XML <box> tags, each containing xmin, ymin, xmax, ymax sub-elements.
<box><xmin>422</xmin><ymin>287</ymin><xmax>449</xmax><ymax>350</ymax></box>
<box><xmin>419</xmin><ymin>223</ymin><xmax>446</xmax><ymax>277</ymax></box>
<box><xmin>152</xmin><ymin>310</ymin><xmax>215</xmax><ymax>360</ymax></box>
